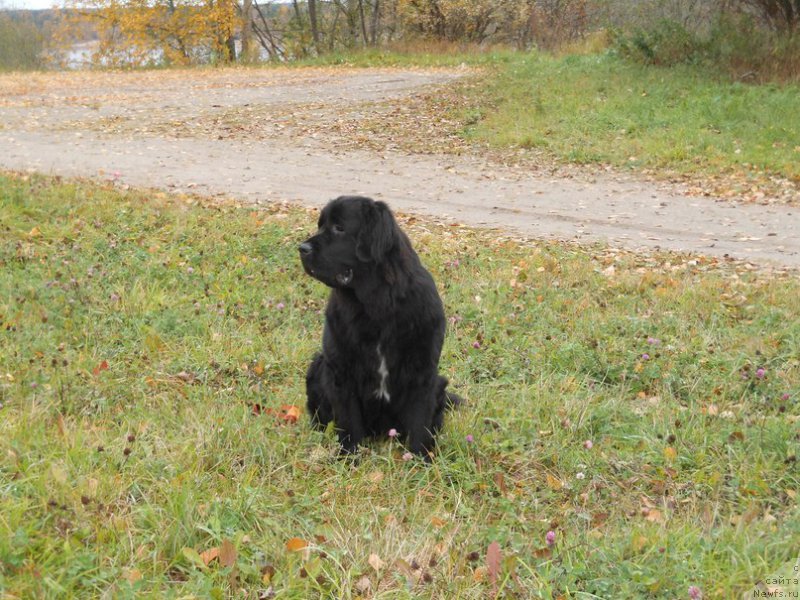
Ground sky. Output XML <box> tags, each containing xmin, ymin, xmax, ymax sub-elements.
<box><xmin>2</xmin><ymin>0</ymin><xmax>60</xmax><ymax>9</ymax></box>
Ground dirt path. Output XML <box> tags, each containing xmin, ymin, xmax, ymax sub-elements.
<box><xmin>2</xmin><ymin>67</ymin><xmax>799</xmax><ymax>268</ymax></box>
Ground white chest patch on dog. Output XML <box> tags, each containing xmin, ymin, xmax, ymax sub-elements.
<box><xmin>375</xmin><ymin>344</ymin><xmax>391</xmax><ymax>402</ymax></box>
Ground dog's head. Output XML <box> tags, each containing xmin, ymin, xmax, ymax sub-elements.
<box><xmin>299</xmin><ymin>196</ymin><xmax>400</xmax><ymax>289</ymax></box>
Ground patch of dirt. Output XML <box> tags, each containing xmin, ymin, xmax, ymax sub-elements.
<box><xmin>1</xmin><ymin>66</ymin><xmax>799</xmax><ymax>269</ymax></box>
<box><xmin>46</xmin><ymin>69</ymin><xmax>799</xmax><ymax>207</ymax></box>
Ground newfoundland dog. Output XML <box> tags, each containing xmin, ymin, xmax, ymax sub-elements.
<box><xmin>299</xmin><ymin>196</ymin><xmax>459</xmax><ymax>458</ymax></box>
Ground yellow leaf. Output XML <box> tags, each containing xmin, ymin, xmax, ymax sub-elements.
<box><xmin>200</xmin><ymin>547</ymin><xmax>220</xmax><ymax>566</ymax></box>
<box><xmin>286</xmin><ymin>537</ymin><xmax>308</xmax><ymax>552</ymax></box>
<box><xmin>664</xmin><ymin>447</ymin><xmax>677</xmax><ymax>462</ymax></box>
<box><xmin>144</xmin><ymin>333</ymin><xmax>164</xmax><ymax>353</ymax></box>
<box><xmin>546</xmin><ymin>474</ymin><xmax>563</xmax><ymax>490</ymax></box>
<box><xmin>28</xmin><ymin>226</ymin><xmax>41</xmax><ymax>237</ymax></box>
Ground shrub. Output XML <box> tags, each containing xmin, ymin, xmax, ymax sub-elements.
<box><xmin>0</xmin><ymin>13</ymin><xmax>44</xmax><ymax>71</ymax></box>
<box><xmin>612</xmin><ymin>19</ymin><xmax>706</xmax><ymax>66</ymax></box>
<box><xmin>613</xmin><ymin>13</ymin><xmax>800</xmax><ymax>82</ymax></box>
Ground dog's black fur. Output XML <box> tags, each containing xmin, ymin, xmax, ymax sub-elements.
<box><xmin>299</xmin><ymin>196</ymin><xmax>458</xmax><ymax>458</ymax></box>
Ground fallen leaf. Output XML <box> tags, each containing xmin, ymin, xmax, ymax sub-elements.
<box><xmin>219</xmin><ymin>539</ymin><xmax>237</xmax><ymax>567</ymax></box>
<box><xmin>261</xmin><ymin>564</ymin><xmax>275</xmax><ymax>584</ymax></box>
<box><xmin>200</xmin><ymin>547</ymin><xmax>220</xmax><ymax>566</ymax></box>
<box><xmin>644</xmin><ymin>508</ymin><xmax>664</xmax><ymax>523</ymax></box>
<box><xmin>494</xmin><ymin>472</ymin><xmax>506</xmax><ymax>494</ymax></box>
<box><xmin>175</xmin><ymin>371</ymin><xmax>195</xmax><ymax>383</ymax></box>
<box><xmin>50</xmin><ymin>464</ymin><xmax>67</xmax><ymax>484</ymax></box>
<box><xmin>546</xmin><ymin>473</ymin><xmax>563</xmax><ymax>490</ymax></box>
<box><xmin>56</xmin><ymin>413</ymin><xmax>67</xmax><ymax>437</ymax></box>
<box><xmin>486</xmin><ymin>541</ymin><xmax>501</xmax><ymax>587</ymax></box>
<box><xmin>368</xmin><ymin>553</ymin><xmax>385</xmax><ymax>572</ymax></box>
<box><xmin>182</xmin><ymin>547</ymin><xmax>206</xmax><ymax>569</ymax></box>
<box><xmin>728</xmin><ymin>431</ymin><xmax>745</xmax><ymax>443</ymax></box>
<box><xmin>92</xmin><ymin>360</ymin><xmax>109</xmax><ymax>376</ymax></box>
<box><xmin>123</xmin><ymin>568</ymin><xmax>142</xmax><ymax>583</ymax></box>
<box><xmin>286</xmin><ymin>537</ymin><xmax>308</xmax><ymax>552</ymax></box>
<box><xmin>664</xmin><ymin>446</ymin><xmax>677</xmax><ymax>462</ymax></box>
<box><xmin>355</xmin><ymin>575</ymin><xmax>372</xmax><ymax>594</ymax></box>
<box><xmin>281</xmin><ymin>405</ymin><xmax>301</xmax><ymax>424</ymax></box>
<box><xmin>430</xmin><ymin>516</ymin><xmax>446</xmax><ymax>528</ymax></box>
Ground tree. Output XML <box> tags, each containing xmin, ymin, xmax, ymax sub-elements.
<box><xmin>60</xmin><ymin>0</ymin><xmax>239</xmax><ymax>66</ymax></box>
<box><xmin>738</xmin><ymin>0</ymin><xmax>799</xmax><ymax>30</ymax></box>
<box><xmin>0</xmin><ymin>12</ymin><xmax>44</xmax><ymax>70</ymax></box>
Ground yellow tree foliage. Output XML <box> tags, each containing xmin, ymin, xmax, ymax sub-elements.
<box><xmin>60</xmin><ymin>0</ymin><xmax>237</xmax><ymax>67</ymax></box>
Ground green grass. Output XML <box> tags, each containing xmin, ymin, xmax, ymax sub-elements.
<box><xmin>288</xmin><ymin>45</ymin><xmax>515</xmax><ymax>69</ymax></box>
<box><xmin>464</xmin><ymin>51</ymin><xmax>800</xmax><ymax>185</ymax></box>
<box><xmin>1</xmin><ymin>174</ymin><xmax>799</xmax><ymax>598</ymax></box>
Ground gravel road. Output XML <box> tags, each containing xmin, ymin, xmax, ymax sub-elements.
<box><xmin>2</xmin><ymin>67</ymin><xmax>798</xmax><ymax>268</ymax></box>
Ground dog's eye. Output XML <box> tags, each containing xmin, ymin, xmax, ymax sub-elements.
<box><xmin>332</xmin><ymin>224</ymin><xmax>345</xmax><ymax>234</ymax></box>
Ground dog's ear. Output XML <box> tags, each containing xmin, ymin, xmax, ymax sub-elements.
<box><xmin>356</xmin><ymin>200</ymin><xmax>398</xmax><ymax>263</ymax></box>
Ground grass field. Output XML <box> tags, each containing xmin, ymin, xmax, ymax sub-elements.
<box><xmin>1</xmin><ymin>174</ymin><xmax>799</xmax><ymax>598</ymax></box>
<box><xmin>464</xmin><ymin>52</ymin><xmax>800</xmax><ymax>196</ymax></box>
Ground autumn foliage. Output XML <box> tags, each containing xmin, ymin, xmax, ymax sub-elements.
<box><xmin>59</xmin><ymin>0</ymin><xmax>238</xmax><ymax>67</ymax></box>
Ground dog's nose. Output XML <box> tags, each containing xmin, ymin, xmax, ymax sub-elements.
<box><xmin>298</xmin><ymin>242</ymin><xmax>312</xmax><ymax>256</ymax></box>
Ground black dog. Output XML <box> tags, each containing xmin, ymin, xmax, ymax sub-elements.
<box><xmin>299</xmin><ymin>196</ymin><xmax>459</xmax><ymax>458</ymax></box>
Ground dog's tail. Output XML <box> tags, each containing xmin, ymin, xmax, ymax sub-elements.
<box><xmin>445</xmin><ymin>390</ymin><xmax>464</xmax><ymax>409</ymax></box>
<box><xmin>437</xmin><ymin>376</ymin><xmax>464</xmax><ymax>410</ymax></box>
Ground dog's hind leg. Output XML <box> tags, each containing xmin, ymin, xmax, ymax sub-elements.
<box><xmin>431</xmin><ymin>376</ymin><xmax>462</xmax><ymax>435</ymax></box>
<box><xmin>306</xmin><ymin>353</ymin><xmax>334</xmax><ymax>430</ymax></box>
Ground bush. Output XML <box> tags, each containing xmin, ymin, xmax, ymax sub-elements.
<box><xmin>0</xmin><ymin>13</ymin><xmax>44</xmax><ymax>71</ymax></box>
<box><xmin>613</xmin><ymin>13</ymin><xmax>800</xmax><ymax>82</ymax></box>
<box><xmin>706</xmin><ymin>14</ymin><xmax>800</xmax><ymax>82</ymax></box>
<box><xmin>613</xmin><ymin>19</ymin><xmax>706</xmax><ymax>66</ymax></box>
